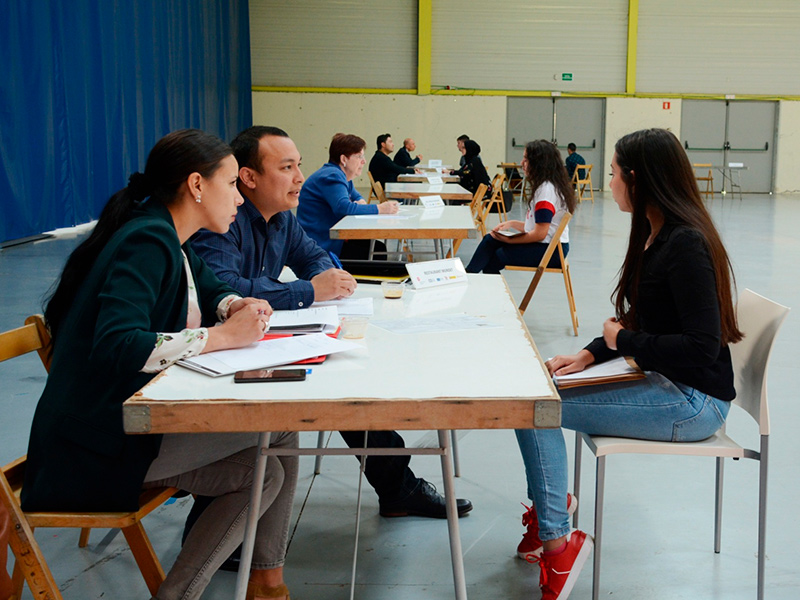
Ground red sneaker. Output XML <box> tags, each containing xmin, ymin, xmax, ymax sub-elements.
<box><xmin>536</xmin><ymin>530</ymin><xmax>593</xmax><ymax>600</ymax></box>
<box><xmin>516</xmin><ymin>493</ymin><xmax>577</xmax><ymax>561</ymax></box>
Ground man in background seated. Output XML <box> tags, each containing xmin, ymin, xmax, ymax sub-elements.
<box><xmin>1</xmin><ymin>502</ymin><xmax>13</xmax><ymax>599</ymax></box>
<box><xmin>368</xmin><ymin>133</ymin><xmax>416</xmax><ymax>185</ymax></box>
<box><xmin>394</xmin><ymin>138</ymin><xmax>422</xmax><ymax>167</ymax></box>
<box><xmin>456</xmin><ymin>134</ymin><xmax>470</xmax><ymax>167</ymax></box>
<box><xmin>190</xmin><ymin>125</ymin><xmax>474</xmax><ymax>569</ymax></box>
<box><xmin>565</xmin><ymin>142</ymin><xmax>586</xmax><ymax>180</ymax></box>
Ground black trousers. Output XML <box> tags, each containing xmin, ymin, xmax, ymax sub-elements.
<box><xmin>338</xmin><ymin>430</ymin><xmax>420</xmax><ymax>501</ymax></box>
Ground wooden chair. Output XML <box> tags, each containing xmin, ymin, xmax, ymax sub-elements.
<box><xmin>367</xmin><ymin>171</ymin><xmax>387</xmax><ymax>204</ymax></box>
<box><xmin>454</xmin><ymin>183</ymin><xmax>489</xmax><ymax>257</ymax></box>
<box><xmin>572</xmin><ymin>289</ymin><xmax>789</xmax><ymax>600</ymax></box>
<box><xmin>571</xmin><ymin>164</ymin><xmax>594</xmax><ymax>203</ymax></box>
<box><xmin>694</xmin><ymin>163</ymin><xmax>714</xmax><ymax>200</ymax></box>
<box><xmin>1</xmin><ymin>315</ymin><xmax>178</xmax><ymax>600</ymax></box>
<box><xmin>505</xmin><ymin>213</ymin><xmax>578</xmax><ymax>336</ymax></box>
<box><xmin>481</xmin><ymin>173</ymin><xmax>508</xmax><ymax>224</ymax></box>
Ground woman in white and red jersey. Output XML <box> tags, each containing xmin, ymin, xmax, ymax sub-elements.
<box><xmin>466</xmin><ymin>140</ymin><xmax>576</xmax><ymax>273</ymax></box>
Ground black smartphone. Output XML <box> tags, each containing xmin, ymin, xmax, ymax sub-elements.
<box><xmin>234</xmin><ymin>368</ymin><xmax>307</xmax><ymax>383</ymax></box>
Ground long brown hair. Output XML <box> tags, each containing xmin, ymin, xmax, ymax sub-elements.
<box><xmin>612</xmin><ymin>128</ymin><xmax>742</xmax><ymax>344</ymax></box>
<box><xmin>523</xmin><ymin>140</ymin><xmax>576</xmax><ymax>213</ymax></box>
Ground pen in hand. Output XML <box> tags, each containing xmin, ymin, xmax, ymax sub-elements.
<box><xmin>328</xmin><ymin>251</ymin><xmax>344</xmax><ymax>270</ymax></box>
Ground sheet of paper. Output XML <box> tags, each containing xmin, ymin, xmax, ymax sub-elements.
<box><xmin>179</xmin><ymin>333</ymin><xmax>360</xmax><ymax>377</ymax></box>
<box><xmin>553</xmin><ymin>356</ymin><xmax>639</xmax><ymax>384</ymax></box>
<box><xmin>268</xmin><ymin>305</ymin><xmax>339</xmax><ymax>332</ymax></box>
<box><xmin>370</xmin><ymin>314</ymin><xmax>500</xmax><ymax>335</ymax></box>
<box><xmin>312</xmin><ymin>297</ymin><xmax>374</xmax><ymax>316</ymax></box>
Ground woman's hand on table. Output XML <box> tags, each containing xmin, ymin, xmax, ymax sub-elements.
<box><xmin>545</xmin><ymin>350</ymin><xmax>595</xmax><ymax>377</ymax></box>
<box><xmin>204</xmin><ymin>299</ymin><xmax>272</xmax><ymax>352</ymax></box>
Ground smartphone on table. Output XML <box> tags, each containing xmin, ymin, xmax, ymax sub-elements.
<box><xmin>234</xmin><ymin>368</ymin><xmax>307</xmax><ymax>383</ymax></box>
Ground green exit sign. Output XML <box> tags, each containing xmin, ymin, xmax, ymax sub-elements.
<box><xmin>562</xmin><ymin>73</ymin><xmax>573</xmax><ymax>82</ymax></box>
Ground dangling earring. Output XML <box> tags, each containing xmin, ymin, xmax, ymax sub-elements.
<box><xmin>196</xmin><ymin>195</ymin><xmax>202</xmax><ymax>203</ymax></box>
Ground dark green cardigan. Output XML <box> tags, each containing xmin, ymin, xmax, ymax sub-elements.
<box><xmin>22</xmin><ymin>202</ymin><xmax>237</xmax><ymax>512</ymax></box>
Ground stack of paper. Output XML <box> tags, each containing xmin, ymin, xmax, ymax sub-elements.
<box><xmin>179</xmin><ymin>333</ymin><xmax>359</xmax><ymax>377</ymax></box>
<box><xmin>553</xmin><ymin>356</ymin><xmax>644</xmax><ymax>389</ymax></box>
<box><xmin>268</xmin><ymin>305</ymin><xmax>339</xmax><ymax>334</ymax></box>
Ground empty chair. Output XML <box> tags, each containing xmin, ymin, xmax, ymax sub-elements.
<box><xmin>694</xmin><ymin>163</ymin><xmax>714</xmax><ymax>200</ymax></box>
<box><xmin>572</xmin><ymin>164</ymin><xmax>594</xmax><ymax>203</ymax></box>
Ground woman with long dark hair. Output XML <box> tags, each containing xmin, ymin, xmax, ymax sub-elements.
<box><xmin>451</xmin><ymin>139</ymin><xmax>492</xmax><ymax>195</ymax></box>
<box><xmin>21</xmin><ymin>129</ymin><xmax>296</xmax><ymax>600</ymax></box>
<box><xmin>513</xmin><ymin>129</ymin><xmax>742</xmax><ymax>600</ymax></box>
<box><xmin>466</xmin><ymin>139</ymin><xmax>576</xmax><ymax>273</ymax></box>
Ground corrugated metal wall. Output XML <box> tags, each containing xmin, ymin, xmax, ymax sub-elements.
<box><xmin>636</xmin><ymin>0</ymin><xmax>800</xmax><ymax>95</ymax></box>
<box><xmin>431</xmin><ymin>0</ymin><xmax>629</xmax><ymax>92</ymax></box>
<box><xmin>249</xmin><ymin>0</ymin><xmax>417</xmax><ymax>89</ymax></box>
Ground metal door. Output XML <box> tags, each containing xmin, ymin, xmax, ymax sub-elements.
<box><xmin>506</xmin><ymin>97</ymin><xmax>605</xmax><ymax>187</ymax></box>
<box><xmin>682</xmin><ymin>100</ymin><xmax>776</xmax><ymax>193</ymax></box>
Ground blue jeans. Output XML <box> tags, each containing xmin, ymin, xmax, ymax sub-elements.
<box><xmin>465</xmin><ymin>234</ymin><xmax>568</xmax><ymax>274</ymax></box>
<box><xmin>515</xmin><ymin>371</ymin><xmax>730</xmax><ymax>541</ymax></box>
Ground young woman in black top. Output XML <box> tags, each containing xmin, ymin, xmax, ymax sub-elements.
<box><xmin>451</xmin><ymin>139</ymin><xmax>491</xmax><ymax>195</ymax></box>
<box><xmin>513</xmin><ymin>128</ymin><xmax>742</xmax><ymax>600</ymax></box>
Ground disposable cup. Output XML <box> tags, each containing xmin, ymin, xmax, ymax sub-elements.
<box><xmin>341</xmin><ymin>316</ymin><xmax>369</xmax><ymax>339</ymax></box>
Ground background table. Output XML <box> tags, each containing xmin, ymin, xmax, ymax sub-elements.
<box><xmin>329</xmin><ymin>205</ymin><xmax>477</xmax><ymax>260</ymax></box>
<box><xmin>123</xmin><ymin>274</ymin><xmax>560</xmax><ymax>600</ymax></box>
<box><xmin>398</xmin><ymin>173</ymin><xmax>459</xmax><ymax>183</ymax></box>
<box><xmin>385</xmin><ymin>182</ymin><xmax>472</xmax><ymax>202</ymax></box>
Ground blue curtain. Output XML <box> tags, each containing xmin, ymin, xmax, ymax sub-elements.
<box><xmin>0</xmin><ymin>0</ymin><xmax>252</xmax><ymax>243</ymax></box>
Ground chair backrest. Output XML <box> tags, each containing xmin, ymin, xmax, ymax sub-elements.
<box><xmin>469</xmin><ymin>183</ymin><xmax>489</xmax><ymax>218</ymax></box>
<box><xmin>576</xmin><ymin>163</ymin><xmax>592</xmax><ymax>183</ymax></box>
<box><xmin>373</xmin><ymin>180</ymin><xmax>387</xmax><ymax>203</ymax></box>
<box><xmin>0</xmin><ymin>315</ymin><xmax>51</xmax><ymax>370</ymax></box>
<box><xmin>536</xmin><ymin>212</ymin><xmax>572</xmax><ymax>269</ymax></box>
<box><xmin>730</xmin><ymin>289</ymin><xmax>790</xmax><ymax>435</ymax></box>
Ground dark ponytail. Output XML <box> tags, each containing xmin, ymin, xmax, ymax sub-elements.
<box><xmin>44</xmin><ymin>129</ymin><xmax>232</xmax><ymax>341</ymax></box>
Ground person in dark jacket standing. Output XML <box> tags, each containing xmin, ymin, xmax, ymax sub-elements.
<box><xmin>368</xmin><ymin>133</ymin><xmax>416</xmax><ymax>185</ymax></box>
<box><xmin>21</xmin><ymin>130</ymin><xmax>296</xmax><ymax>600</ymax></box>
<box><xmin>394</xmin><ymin>138</ymin><xmax>422</xmax><ymax>167</ymax></box>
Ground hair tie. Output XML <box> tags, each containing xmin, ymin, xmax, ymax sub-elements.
<box><xmin>128</xmin><ymin>172</ymin><xmax>153</xmax><ymax>200</ymax></box>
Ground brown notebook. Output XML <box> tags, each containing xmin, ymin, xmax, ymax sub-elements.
<box><xmin>553</xmin><ymin>356</ymin><xmax>645</xmax><ymax>389</ymax></box>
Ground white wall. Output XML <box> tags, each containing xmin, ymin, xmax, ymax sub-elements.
<box><xmin>775</xmin><ymin>101</ymin><xmax>800</xmax><ymax>193</ymax></box>
<box><xmin>251</xmin><ymin>93</ymin><xmax>507</xmax><ymax>190</ymax></box>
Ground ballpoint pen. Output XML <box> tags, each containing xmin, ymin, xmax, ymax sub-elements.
<box><xmin>328</xmin><ymin>251</ymin><xmax>344</xmax><ymax>269</ymax></box>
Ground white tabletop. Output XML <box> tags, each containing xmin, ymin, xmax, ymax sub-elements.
<box><xmin>124</xmin><ymin>274</ymin><xmax>559</xmax><ymax>433</ymax></box>
<box><xmin>397</xmin><ymin>173</ymin><xmax>459</xmax><ymax>183</ymax></box>
<box><xmin>385</xmin><ymin>182</ymin><xmax>471</xmax><ymax>197</ymax></box>
<box><xmin>329</xmin><ymin>205</ymin><xmax>477</xmax><ymax>240</ymax></box>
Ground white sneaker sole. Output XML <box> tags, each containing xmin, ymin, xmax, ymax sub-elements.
<box><xmin>554</xmin><ymin>532</ymin><xmax>594</xmax><ymax>600</ymax></box>
<box><xmin>516</xmin><ymin>494</ymin><xmax>579</xmax><ymax>561</ymax></box>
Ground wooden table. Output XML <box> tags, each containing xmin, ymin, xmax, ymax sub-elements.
<box><xmin>385</xmin><ymin>182</ymin><xmax>472</xmax><ymax>202</ymax></box>
<box><xmin>123</xmin><ymin>274</ymin><xmax>560</xmax><ymax>600</ymax></box>
<box><xmin>329</xmin><ymin>205</ymin><xmax>477</xmax><ymax>260</ymax></box>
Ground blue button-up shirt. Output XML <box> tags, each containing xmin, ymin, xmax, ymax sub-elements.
<box><xmin>191</xmin><ymin>198</ymin><xmax>333</xmax><ymax>310</ymax></box>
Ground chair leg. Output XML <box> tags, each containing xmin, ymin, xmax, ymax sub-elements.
<box><xmin>714</xmin><ymin>457</ymin><xmax>724</xmax><ymax>553</ymax></box>
<box><xmin>78</xmin><ymin>527</ymin><xmax>90</xmax><ymax>548</ymax></box>
<box><xmin>518</xmin><ymin>269</ymin><xmax>545</xmax><ymax>314</ymax></box>
<box><xmin>562</xmin><ymin>264</ymin><xmax>579</xmax><ymax>336</ymax></box>
<box><xmin>4</xmin><ymin>517</ymin><xmax>62</xmax><ymax>600</ymax></box>
<box><xmin>120</xmin><ymin>522</ymin><xmax>166</xmax><ymax>596</ymax></box>
<box><xmin>573</xmin><ymin>432</ymin><xmax>583</xmax><ymax>530</ymax></box>
<box><xmin>757</xmin><ymin>436</ymin><xmax>769</xmax><ymax>600</ymax></box>
<box><xmin>10</xmin><ymin>560</ymin><xmax>25</xmax><ymax>600</ymax></box>
<box><xmin>592</xmin><ymin>456</ymin><xmax>605</xmax><ymax>600</ymax></box>
<box><xmin>314</xmin><ymin>431</ymin><xmax>326</xmax><ymax>475</ymax></box>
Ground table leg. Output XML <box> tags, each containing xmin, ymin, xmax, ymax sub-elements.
<box><xmin>438</xmin><ymin>430</ymin><xmax>467</xmax><ymax>600</ymax></box>
<box><xmin>368</xmin><ymin>239</ymin><xmax>376</xmax><ymax>261</ymax></box>
<box><xmin>234</xmin><ymin>431</ymin><xmax>271</xmax><ymax>600</ymax></box>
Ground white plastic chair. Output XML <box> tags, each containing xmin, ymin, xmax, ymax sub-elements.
<box><xmin>572</xmin><ymin>289</ymin><xmax>789</xmax><ymax>600</ymax></box>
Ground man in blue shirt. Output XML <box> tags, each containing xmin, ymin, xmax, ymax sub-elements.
<box><xmin>191</xmin><ymin>127</ymin><xmax>472</xmax><ymax>558</ymax></box>
<box><xmin>565</xmin><ymin>142</ymin><xmax>586</xmax><ymax>180</ymax></box>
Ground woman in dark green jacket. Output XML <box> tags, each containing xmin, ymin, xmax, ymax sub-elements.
<box><xmin>22</xmin><ymin>130</ymin><xmax>296</xmax><ymax>600</ymax></box>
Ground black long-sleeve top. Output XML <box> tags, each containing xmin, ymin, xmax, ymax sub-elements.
<box><xmin>369</xmin><ymin>151</ymin><xmax>414</xmax><ymax>185</ymax></box>
<box><xmin>452</xmin><ymin>155</ymin><xmax>491</xmax><ymax>195</ymax></box>
<box><xmin>585</xmin><ymin>223</ymin><xmax>735</xmax><ymax>401</ymax></box>
<box><xmin>394</xmin><ymin>147</ymin><xmax>420</xmax><ymax>167</ymax></box>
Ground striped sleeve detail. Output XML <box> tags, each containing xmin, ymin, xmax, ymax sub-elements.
<box><xmin>533</xmin><ymin>200</ymin><xmax>556</xmax><ymax>223</ymax></box>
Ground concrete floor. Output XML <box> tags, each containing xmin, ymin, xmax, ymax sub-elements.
<box><xmin>1</xmin><ymin>191</ymin><xmax>798</xmax><ymax>599</ymax></box>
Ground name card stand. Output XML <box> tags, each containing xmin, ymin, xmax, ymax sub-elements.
<box><xmin>406</xmin><ymin>258</ymin><xmax>468</xmax><ymax>289</ymax></box>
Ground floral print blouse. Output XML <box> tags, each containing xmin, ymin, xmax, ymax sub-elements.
<box><xmin>141</xmin><ymin>250</ymin><xmax>239</xmax><ymax>373</ymax></box>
